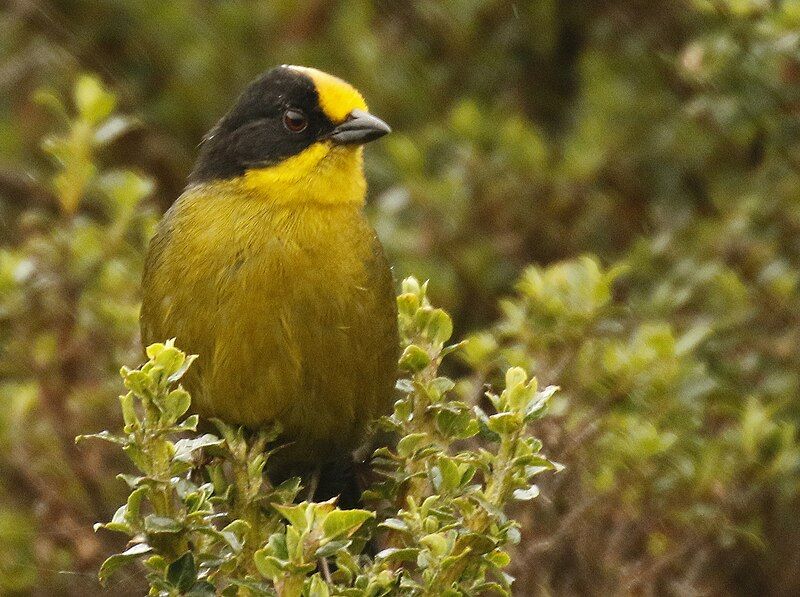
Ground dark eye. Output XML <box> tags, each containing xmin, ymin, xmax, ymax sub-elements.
<box><xmin>283</xmin><ymin>108</ymin><xmax>308</xmax><ymax>133</ymax></box>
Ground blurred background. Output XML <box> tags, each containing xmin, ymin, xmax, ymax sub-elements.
<box><xmin>2</xmin><ymin>1</ymin><xmax>800</xmax><ymax>595</ymax></box>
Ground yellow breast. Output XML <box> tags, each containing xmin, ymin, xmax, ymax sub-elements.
<box><xmin>140</xmin><ymin>181</ymin><xmax>398</xmax><ymax>469</ymax></box>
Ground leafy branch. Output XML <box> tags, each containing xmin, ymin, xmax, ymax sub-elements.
<box><xmin>82</xmin><ymin>279</ymin><xmax>560</xmax><ymax>596</ymax></box>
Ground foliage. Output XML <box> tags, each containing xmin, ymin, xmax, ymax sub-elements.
<box><xmin>81</xmin><ymin>282</ymin><xmax>558</xmax><ymax>596</ymax></box>
<box><xmin>0</xmin><ymin>72</ymin><xmax>154</xmax><ymax>593</ymax></box>
<box><xmin>461</xmin><ymin>256</ymin><xmax>756</xmax><ymax>593</ymax></box>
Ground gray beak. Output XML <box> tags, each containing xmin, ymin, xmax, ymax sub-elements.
<box><xmin>328</xmin><ymin>109</ymin><xmax>391</xmax><ymax>145</ymax></box>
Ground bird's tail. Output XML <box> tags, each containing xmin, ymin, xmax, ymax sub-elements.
<box><xmin>313</xmin><ymin>457</ymin><xmax>364</xmax><ymax>509</ymax></box>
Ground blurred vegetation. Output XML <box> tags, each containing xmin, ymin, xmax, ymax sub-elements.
<box><xmin>2</xmin><ymin>0</ymin><xmax>800</xmax><ymax>595</ymax></box>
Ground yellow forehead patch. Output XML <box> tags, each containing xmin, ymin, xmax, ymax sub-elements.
<box><xmin>287</xmin><ymin>65</ymin><xmax>367</xmax><ymax>123</ymax></box>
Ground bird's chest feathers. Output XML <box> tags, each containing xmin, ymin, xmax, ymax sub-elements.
<box><xmin>195</xmin><ymin>203</ymin><xmax>372</xmax><ymax>323</ymax></box>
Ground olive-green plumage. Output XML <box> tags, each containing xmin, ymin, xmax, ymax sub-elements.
<box><xmin>140</xmin><ymin>66</ymin><xmax>398</xmax><ymax>477</ymax></box>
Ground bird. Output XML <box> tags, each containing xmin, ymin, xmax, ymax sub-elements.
<box><xmin>140</xmin><ymin>65</ymin><xmax>398</xmax><ymax>499</ymax></box>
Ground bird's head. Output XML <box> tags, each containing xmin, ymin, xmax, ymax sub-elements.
<box><xmin>190</xmin><ymin>65</ymin><xmax>390</xmax><ymax>205</ymax></box>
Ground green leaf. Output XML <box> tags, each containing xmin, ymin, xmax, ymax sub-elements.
<box><xmin>144</xmin><ymin>515</ymin><xmax>183</xmax><ymax>535</ymax></box>
<box><xmin>167</xmin><ymin>552</ymin><xmax>196</xmax><ymax>592</ymax></box>
<box><xmin>33</xmin><ymin>88</ymin><xmax>68</xmax><ymax>119</ymax></box>
<box><xmin>168</xmin><ymin>353</ymin><xmax>198</xmax><ymax>383</ymax></box>
<box><xmin>116</xmin><ymin>474</ymin><xmax>145</xmax><ymax>488</ymax></box>
<box><xmin>220</xmin><ymin>519</ymin><xmax>250</xmax><ymax>553</ymax></box>
<box><xmin>393</xmin><ymin>396</ymin><xmax>413</xmax><ymax>422</ymax></box>
<box><xmin>309</xmin><ymin>574</ymin><xmax>330</xmax><ymax>597</ymax></box>
<box><xmin>273</xmin><ymin>503</ymin><xmax>309</xmax><ymax>531</ymax></box>
<box><xmin>224</xmin><ymin>579</ymin><xmax>273</xmax><ymax>596</ymax></box>
<box><xmin>123</xmin><ymin>369</ymin><xmax>152</xmax><ymax>396</ymax></box>
<box><xmin>506</xmin><ymin>526</ymin><xmax>521</xmax><ymax>545</ymax></box>
<box><xmin>98</xmin><ymin>543</ymin><xmax>152</xmax><ymax>585</ymax></box>
<box><xmin>176</xmin><ymin>414</ymin><xmax>199</xmax><ymax>431</ymax></box>
<box><xmin>487</xmin><ymin>412</ymin><xmax>522</xmax><ymax>434</ymax></box>
<box><xmin>401</xmin><ymin>277</ymin><xmax>422</xmax><ymax>296</ymax></box>
<box><xmin>375</xmin><ymin>547</ymin><xmax>420</xmax><ymax>563</ymax></box>
<box><xmin>436</xmin><ymin>457</ymin><xmax>461</xmax><ymax>492</ymax></box>
<box><xmin>486</xmin><ymin>550</ymin><xmax>511</xmax><ymax>568</ymax></box>
<box><xmin>286</xmin><ymin>524</ymin><xmax>303</xmax><ymax>562</ymax></box>
<box><xmin>457</xmin><ymin>531</ymin><xmax>497</xmax><ymax>554</ymax></box>
<box><xmin>524</xmin><ymin>385</ymin><xmax>558</xmax><ymax>421</ymax></box>
<box><xmin>162</xmin><ymin>388</ymin><xmax>191</xmax><ymax>422</ymax></box>
<box><xmin>322</xmin><ymin>510</ymin><xmax>375</xmax><ymax>540</ymax></box>
<box><xmin>420</xmin><ymin>533</ymin><xmax>449</xmax><ymax>557</ymax></box>
<box><xmin>75</xmin><ymin>430</ymin><xmax>127</xmax><ymax>445</ymax></box>
<box><xmin>474</xmin><ymin>406</ymin><xmax>501</xmax><ymax>442</ymax></box>
<box><xmin>379</xmin><ymin>518</ymin><xmax>409</xmax><ymax>532</ymax></box>
<box><xmin>399</xmin><ymin>344</ymin><xmax>430</xmax><ymax>372</ymax></box>
<box><xmin>185</xmin><ymin>581</ymin><xmax>216</xmax><ymax>597</ymax></box>
<box><xmin>435</xmin><ymin>406</ymin><xmax>477</xmax><ymax>439</ymax></box>
<box><xmin>173</xmin><ymin>434</ymin><xmax>223</xmax><ymax>463</ymax></box>
<box><xmin>504</xmin><ymin>379</ymin><xmax>534</xmax><ymax>412</ymax></box>
<box><xmin>512</xmin><ymin>485</ymin><xmax>540</xmax><ymax>501</ymax></box>
<box><xmin>153</xmin><ymin>345</ymin><xmax>187</xmax><ymax>379</ymax></box>
<box><xmin>395</xmin><ymin>378</ymin><xmax>414</xmax><ymax>394</ymax></box>
<box><xmin>315</xmin><ymin>539</ymin><xmax>350</xmax><ymax>558</ymax></box>
<box><xmin>253</xmin><ymin>548</ymin><xmax>286</xmax><ymax>580</ymax></box>
<box><xmin>425</xmin><ymin>308</ymin><xmax>453</xmax><ymax>345</ymax></box>
<box><xmin>504</xmin><ymin>367</ymin><xmax>528</xmax><ymax>392</ymax></box>
<box><xmin>397</xmin><ymin>433</ymin><xmax>428</xmax><ymax>458</ymax></box>
<box><xmin>471</xmin><ymin>582</ymin><xmax>509</xmax><ymax>596</ymax></box>
<box><xmin>441</xmin><ymin>340</ymin><xmax>467</xmax><ymax>357</ymax></box>
<box><xmin>461</xmin><ymin>419</ymin><xmax>481</xmax><ymax>438</ymax></box>
<box><xmin>125</xmin><ymin>485</ymin><xmax>147</xmax><ymax>525</ymax></box>
<box><xmin>396</xmin><ymin>292</ymin><xmax>420</xmax><ymax>318</ymax></box>
<box><xmin>268</xmin><ymin>532</ymin><xmax>289</xmax><ymax>560</ymax></box>
<box><xmin>74</xmin><ymin>74</ymin><xmax>116</xmax><ymax>124</ymax></box>
<box><xmin>145</xmin><ymin>554</ymin><xmax>167</xmax><ymax>574</ymax></box>
<box><xmin>98</xmin><ymin>170</ymin><xmax>153</xmax><ymax>216</ymax></box>
<box><xmin>98</xmin><ymin>504</ymin><xmax>131</xmax><ymax>534</ymax></box>
<box><xmin>430</xmin><ymin>376</ymin><xmax>456</xmax><ymax>393</ymax></box>
<box><xmin>145</xmin><ymin>342</ymin><xmax>166</xmax><ymax>359</ymax></box>
<box><xmin>119</xmin><ymin>392</ymin><xmax>138</xmax><ymax>429</ymax></box>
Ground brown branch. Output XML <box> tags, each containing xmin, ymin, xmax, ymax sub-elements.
<box><xmin>524</xmin><ymin>494</ymin><xmax>603</xmax><ymax>556</ymax></box>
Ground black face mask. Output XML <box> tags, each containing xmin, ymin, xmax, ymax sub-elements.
<box><xmin>189</xmin><ymin>66</ymin><xmax>336</xmax><ymax>183</ymax></box>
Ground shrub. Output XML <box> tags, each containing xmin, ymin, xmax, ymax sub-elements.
<box><xmin>82</xmin><ymin>279</ymin><xmax>560</xmax><ymax>596</ymax></box>
<box><xmin>0</xmin><ymin>73</ymin><xmax>155</xmax><ymax>593</ymax></box>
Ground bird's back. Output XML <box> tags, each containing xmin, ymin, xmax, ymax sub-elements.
<box><xmin>141</xmin><ymin>181</ymin><xmax>398</xmax><ymax>471</ymax></box>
